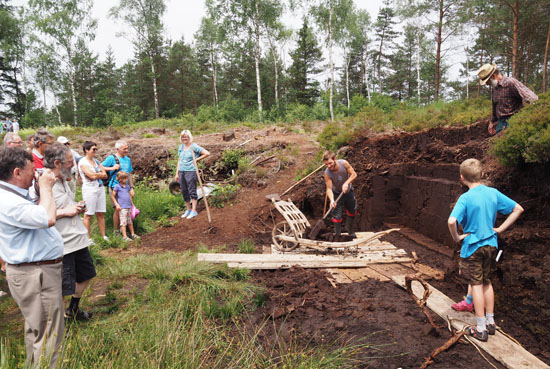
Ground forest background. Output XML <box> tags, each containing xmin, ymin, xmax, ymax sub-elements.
<box><xmin>1</xmin><ymin>0</ymin><xmax>549</xmax><ymax>128</ymax></box>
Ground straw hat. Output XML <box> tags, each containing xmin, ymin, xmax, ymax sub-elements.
<box><xmin>477</xmin><ymin>64</ymin><xmax>497</xmax><ymax>86</ymax></box>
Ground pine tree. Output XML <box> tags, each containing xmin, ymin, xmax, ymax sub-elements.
<box><xmin>288</xmin><ymin>19</ymin><xmax>324</xmax><ymax>107</ymax></box>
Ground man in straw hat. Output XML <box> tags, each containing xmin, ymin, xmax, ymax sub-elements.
<box><xmin>477</xmin><ymin>63</ymin><xmax>538</xmax><ymax>135</ymax></box>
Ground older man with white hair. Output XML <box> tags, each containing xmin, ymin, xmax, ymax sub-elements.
<box><xmin>102</xmin><ymin>140</ymin><xmax>135</xmax><ymax>233</ymax></box>
<box><xmin>3</xmin><ymin>132</ymin><xmax>24</xmax><ymax>147</ymax></box>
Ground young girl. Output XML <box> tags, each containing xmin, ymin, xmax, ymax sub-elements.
<box><xmin>112</xmin><ymin>171</ymin><xmax>139</xmax><ymax>241</ymax></box>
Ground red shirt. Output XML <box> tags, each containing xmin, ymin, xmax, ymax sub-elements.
<box><xmin>32</xmin><ymin>151</ymin><xmax>44</xmax><ymax>169</ymax></box>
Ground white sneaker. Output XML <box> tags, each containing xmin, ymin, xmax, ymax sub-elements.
<box><xmin>103</xmin><ymin>236</ymin><xmax>110</xmax><ymax>241</ymax></box>
<box><xmin>181</xmin><ymin>210</ymin><xmax>191</xmax><ymax>218</ymax></box>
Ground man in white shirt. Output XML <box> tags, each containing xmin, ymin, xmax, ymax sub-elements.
<box><xmin>0</xmin><ymin>147</ymin><xmax>65</xmax><ymax>369</ymax></box>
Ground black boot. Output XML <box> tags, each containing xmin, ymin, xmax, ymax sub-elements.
<box><xmin>345</xmin><ymin>216</ymin><xmax>356</xmax><ymax>238</ymax></box>
<box><xmin>334</xmin><ymin>222</ymin><xmax>342</xmax><ymax>237</ymax></box>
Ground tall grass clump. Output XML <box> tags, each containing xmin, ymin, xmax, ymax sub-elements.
<box><xmin>490</xmin><ymin>92</ymin><xmax>550</xmax><ymax>166</ymax></box>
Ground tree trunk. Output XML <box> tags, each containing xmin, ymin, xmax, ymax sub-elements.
<box><xmin>210</xmin><ymin>50</ymin><xmax>218</xmax><ymax>108</ymax></box>
<box><xmin>377</xmin><ymin>34</ymin><xmax>384</xmax><ymax>94</ymax></box>
<box><xmin>69</xmin><ymin>69</ymin><xmax>78</xmax><ymax>126</ymax></box>
<box><xmin>53</xmin><ymin>93</ymin><xmax>62</xmax><ymax>125</ymax></box>
<box><xmin>274</xmin><ymin>51</ymin><xmax>279</xmax><ymax>108</ymax></box>
<box><xmin>345</xmin><ymin>55</ymin><xmax>350</xmax><ymax>110</ymax></box>
<box><xmin>511</xmin><ymin>0</ymin><xmax>519</xmax><ymax>77</ymax></box>
<box><xmin>416</xmin><ymin>34</ymin><xmax>421</xmax><ymax>105</ymax></box>
<box><xmin>151</xmin><ymin>59</ymin><xmax>159</xmax><ymax>119</ymax></box>
<box><xmin>254</xmin><ymin>4</ymin><xmax>262</xmax><ymax>122</ymax></box>
<box><xmin>328</xmin><ymin>0</ymin><xmax>334</xmax><ymax>121</ymax></box>
<box><xmin>465</xmin><ymin>47</ymin><xmax>469</xmax><ymax>99</ymax></box>
<box><xmin>524</xmin><ymin>24</ymin><xmax>534</xmax><ymax>85</ymax></box>
<box><xmin>434</xmin><ymin>0</ymin><xmax>443</xmax><ymax>101</ymax></box>
<box><xmin>543</xmin><ymin>23</ymin><xmax>550</xmax><ymax>93</ymax></box>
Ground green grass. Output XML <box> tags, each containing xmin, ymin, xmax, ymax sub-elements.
<box><xmin>237</xmin><ymin>239</ymin><xmax>255</xmax><ymax>254</ymax></box>
<box><xmin>0</xmin><ymin>251</ymin><xmax>374</xmax><ymax>368</ymax></box>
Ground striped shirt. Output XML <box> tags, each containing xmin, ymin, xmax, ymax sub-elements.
<box><xmin>491</xmin><ymin>76</ymin><xmax>538</xmax><ymax>122</ymax></box>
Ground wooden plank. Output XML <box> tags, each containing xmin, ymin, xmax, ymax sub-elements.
<box><xmin>408</xmin><ymin>262</ymin><xmax>445</xmax><ymax>280</ymax></box>
<box><xmin>386</xmin><ymin>223</ymin><xmax>455</xmax><ymax>258</ymax></box>
<box><xmin>199</xmin><ymin>251</ymin><xmax>409</xmax><ymax>263</ymax></box>
<box><xmin>391</xmin><ymin>276</ymin><xmax>549</xmax><ymax>369</ymax></box>
<box><xmin>340</xmin><ymin>268</ymin><xmax>370</xmax><ymax>282</ymax></box>
<box><xmin>226</xmin><ymin>257</ymin><xmax>413</xmax><ymax>269</ymax></box>
<box><xmin>326</xmin><ymin>268</ymin><xmax>353</xmax><ymax>284</ymax></box>
<box><xmin>369</xmin><ymin>263</ymin><xmax>414</xmax><ymax>278</ymax></box>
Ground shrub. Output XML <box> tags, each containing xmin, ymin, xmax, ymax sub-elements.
<box><xmin>318</xmin><ymin>122</ymin><xmax>353</xmax><ymax>150</ymax></box>
<box><xmin>209</xmin><ymin>183</ymin><xmax>241</xmax><ymax>208</ymax></box>
<box><xmin>221</xmin><ymin>148</ymin><xmax>246</xmax><ymax>171</ymax></box>
<box><xmin>490</xmin><ymin>93</ymin><xmax>550</xmax><ymax>166</ymax></box>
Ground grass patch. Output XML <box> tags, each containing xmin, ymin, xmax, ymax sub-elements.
<box><xmin>237</xmin><ymin>239</ymin><xmax>255</xmax><ymax>254</ymax></box>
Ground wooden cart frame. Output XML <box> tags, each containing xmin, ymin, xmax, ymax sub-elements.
<box><xmin>271</xmin><ymin>198</ymin><xmax>397</xmax><ymax>252</ymax></box>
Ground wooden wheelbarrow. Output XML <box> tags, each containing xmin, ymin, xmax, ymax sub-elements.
<box><xmin>271</xmin><ymin>198</ymin><xmax>398</xmax><ymax>252</ymax></box>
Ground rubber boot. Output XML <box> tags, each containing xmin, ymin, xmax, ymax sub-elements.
<box><xmin>334</xmin><ymin>222</ymin><xmax>342</xmax><ymax>237</ymax></box>
<box><xmin>345</xmin><ymin>216</ymin><xmax>356</xmax><ymax>238</ymax></box>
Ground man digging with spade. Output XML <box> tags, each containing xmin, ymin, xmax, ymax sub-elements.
<box><xmin>323</xmin><ymin>151</ymin><xmax>358</xmax><ymax>238</ymax></box>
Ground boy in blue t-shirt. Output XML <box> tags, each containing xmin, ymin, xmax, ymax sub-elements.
<box><xmin>448</xmin><ymin>158</ymin><xmax>523</xmax><ymax>342</ymax></box>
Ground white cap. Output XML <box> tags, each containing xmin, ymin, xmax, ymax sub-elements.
<box><xmin>57</xmin><ymin>136</ymin><xmax>69</xmax><ymax>144</ymax></box>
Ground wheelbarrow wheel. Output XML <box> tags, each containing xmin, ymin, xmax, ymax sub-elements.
<box><xmin>272</xmin><ymin>221</ymin><xmax>299</xmax><ymax>252</ymax></box>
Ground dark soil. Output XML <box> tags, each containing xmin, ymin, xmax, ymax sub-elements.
<box><xmin>102</xmin><ymin>121</ymin><xmax>550</xmax><ymax>367</ymax></box>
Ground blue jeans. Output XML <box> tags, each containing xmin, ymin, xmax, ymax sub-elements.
<box><xmin>495</xmin><ymin>118</ymin><xmax>509</xmax><ymax>133</ymax></box>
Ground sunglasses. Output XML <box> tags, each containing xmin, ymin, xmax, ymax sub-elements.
<box><xmin>91</xmin><ymin>148</ymin><xmax>98</xmax><ymax>152</ymax></box>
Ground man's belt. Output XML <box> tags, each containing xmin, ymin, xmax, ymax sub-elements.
<box><xmin>9</xmin><ymin>257</ymin><xmax>63</xmax><ymax>267</ymax></box>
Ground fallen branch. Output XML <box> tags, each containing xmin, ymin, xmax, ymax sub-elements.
<box><xmin>253</xmin><ymin>155</ymin><xmax>276</xmax><ymax>166</ymax></box>
<box><xmin>419</xmin><ymin>330</ymin><xmax>466</xmax><ymax>369</ymax></box>
<box><xmin>281</xmin><ymin>164</ymin><xmax>324</xmax><ymax>196</ymax></box>
<box><xmin>237</xmin><ymin>138</ymin><xmax>252</xmax><ymax>147</ymax></box>
<box><xmin>405</xmin><ymin>275</ymin><xmax>440</xmax><ymax>330</ymax></box>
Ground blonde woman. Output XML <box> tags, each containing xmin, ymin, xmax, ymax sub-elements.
<box><xmin>174</xmin><ymin>130</ymin><xmax>210</xmax><ymax>219</ymax></box>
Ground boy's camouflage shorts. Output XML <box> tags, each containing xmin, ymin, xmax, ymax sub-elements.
<box><xmin>459</xmin><ymin>246</ymin><xmax>497</xmax><ymax>285</ymax></box>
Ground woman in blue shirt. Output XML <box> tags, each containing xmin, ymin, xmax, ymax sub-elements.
<box><xmin>174</xmin><ymin>130</ymin><xmax>210</xmax><ymax>219</ymax></box>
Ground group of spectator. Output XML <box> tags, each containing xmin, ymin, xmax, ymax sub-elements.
<box><xmin>1</xmin><ymin>116</ymin><xmax>20</xmax><ymax>134</ymax></box>
<box><xmin>0</xmin><ymin>128</ymin><xmax>137</xmax><ymax>368</ymax></box>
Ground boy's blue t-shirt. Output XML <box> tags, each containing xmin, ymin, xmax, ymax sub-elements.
<box><xmin>102</xmin><ymin>155</ymin><xmax>133</xmax><ymax>188</ymax></box>
<box><xmin>450</xmin><ymin>185</ymin><xmax>517</xmax><ymax>258</ymax></box>
<box><xmin>113</xmin><ymin>183</ymin><xmax>132</xmax><ymax>209</ymax></box>
<box><xmin>178</xmin><ymin>144</ymin><xmax>204</xmax><ymax>172</ymax></box>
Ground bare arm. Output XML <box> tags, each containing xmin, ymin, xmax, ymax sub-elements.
<box><xmin>494</xmin><ymin>203</ymin><xmax>524</xmax><ymax>234</ymax></box>
<box><xmin>324</xmin><ymin>174</ymin><xmax>336</xmax><ymax>208</ymax></box>
<box><xmin>196</xmin><ymin>148</ymin><xmax>210</xmax><ymax>162</ymax></box>
<box><xmin>447</xmin><ymin>217</ymin><xmax>469</xmax><ymax>243</ymax></box>
<box><xmin>342</xmin><ymin>160</ymin><xmax>357</xmax><ymax>194</ymax></box>
<box><xmin>80</xmin><ymin>162</ymin><xmax>107</xmax><ymax>180</ymax></box>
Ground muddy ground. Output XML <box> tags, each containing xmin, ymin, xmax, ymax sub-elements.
<box><xmin>3</xmin><ymin>122</ymin><xmax>547</xmax><ymax>368</ymax></box>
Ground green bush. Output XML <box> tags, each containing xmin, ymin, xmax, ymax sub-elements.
<box><xmin>209</xmin><ymin>183</ymin><xmax>241</xmax><ymax>208</ymax></box>
<box><xmin>221</xmin><ymin>148</ymin><xmax>247</xmax><ymax>171</ymax></box>
<box><xmin>491</xmin><ymin>93</ymin><xmax>550</xmax><ymax>166</ymax></box>
<box><xmin>318</xmin><ymin>122</ymin><xmax>353</xmax><ymax>150</ymax></box>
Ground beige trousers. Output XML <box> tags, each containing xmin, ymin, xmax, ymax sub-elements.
<box><xmin>6</xmin><ymin>262</ymin><xmax>65</xmax><ymax>369</ymax></box>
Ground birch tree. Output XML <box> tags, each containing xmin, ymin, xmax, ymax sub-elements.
<box><xmin>110</xmin><ymin>0</ymin><xmax>166</xmax><ymax>119</ymax></box>
<box><xmin>28</xmin><ymin>0</ymin><xmax>96</xmax><ymax>126</ymax></box>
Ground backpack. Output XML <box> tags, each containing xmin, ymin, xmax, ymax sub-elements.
<box><xmin>102</xmin><ymin>155</ymin><xmax>120</xmax><ymax>187</ymax></box>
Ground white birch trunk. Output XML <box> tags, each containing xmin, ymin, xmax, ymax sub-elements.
<box><xmin>416</xmin><ymin>34</ymin><xmax>421</xmax><ymax>105</ymax></box>
<box><xmin>328</xmin><ymin>1</ymin><xmax>334</xmax><ymax>121</ymax></box>
<box><xmin>345</xmin><ymin>55</ymin><xmax>350</xmax><ymax>110</ymax></box>
<box><xmin>151</xmin><ymin>59</ymin><xmax>159</xmax><ymax>119</ymax></box>
<box><xmin>254</xmin><ymin>7</ymin><xmax>262</xmax><ymax>122</ymax></box>
<box><xmin>53</xmin><ymin>93</ymin><xmax>62</xmax><ymax>125</ymax></box>
<box><xmin>465</xmin><ymin>48</ymin><xmax>469</xmax><ymax>99</ymax></box>
<box><xmin>210</xmin><ymin>50</ymin><xmax>218</xmax><ymax>108</ymax></box>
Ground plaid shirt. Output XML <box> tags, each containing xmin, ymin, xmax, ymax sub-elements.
<box><xmin>492</xmin><ymin>76</ymin><xmax>538</xmax><ymax>122</ymax></box>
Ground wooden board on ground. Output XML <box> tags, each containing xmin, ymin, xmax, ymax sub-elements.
<box><xmin>225</xmin><ymin>256</ymin><xmax>413</xmax><ymax>269</ymax></box>
<box><xmin>326</xmin><ymin>269</ymin><xmax>354</xmax><ymax>285</ymax></box>
<box><xmin>368</xmin><ymin>263</ymin><xmax>413</xmax><ymax>278</ymax></box>
<box><xmin>386</xmin><ymin>223</ymin><xmax>454</xmax><ymax>258</ymax></box>
<box><xmin>392</xmin><ymin>276</ymin><xmax>549</xmax><ymax>369</ymax></box>
<box><xmin>326</xmin><ymin>267</ymin><xmax>391</xmax><ymax>284</ymax></box>
<box><xmin>199</xmin><ymin>251</ymin><xmax>409</xmax><ymax>263</ymax></box>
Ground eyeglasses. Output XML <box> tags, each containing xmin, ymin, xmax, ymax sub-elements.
<box><xmin>64</xmin><ymin>142</ymin><xmax>71</xmax><ymax>146</ymax></box>
<box><xmin>91</xmin><ymin>148</ymin><xmax>98</xmax><ymax>152</ymax></box>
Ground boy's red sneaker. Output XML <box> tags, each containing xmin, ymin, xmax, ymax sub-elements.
<box><xmin>451</xmin><ymin>300</ymin><xmax>474</xmax><ymax>312</ymax></box>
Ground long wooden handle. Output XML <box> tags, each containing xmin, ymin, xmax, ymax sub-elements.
<box><xmin>322</xmin><ymin>191</ymin><xmax>344</xmax><ymax>220</ymax></box>
<box><xmin>191</xmin><ymin>149</ymin><xmax>212</xmax><ymax>225</ymax></box>
<box><xmin>281</xmin><ymin>164</ymin><xmax>324</xmax><ymax>196</ymax></box>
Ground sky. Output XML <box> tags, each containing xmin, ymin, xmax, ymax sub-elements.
<box><xmin>91</xmin><ymin>0</ymin><xmax>386</xmax><ymax>67</ymax></box>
